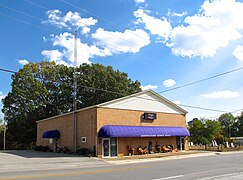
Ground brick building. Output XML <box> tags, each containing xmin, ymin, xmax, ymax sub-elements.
<box><xmin>36</xmin><ymin>90</ymin><xmax>189</xmax><ymax>158</ymax></box>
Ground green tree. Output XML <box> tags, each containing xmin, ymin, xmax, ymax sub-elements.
<box><xmin>205</xmin><ymin>120</ymin><xmax>222</xmax><ymax>142</ymax></box>
<box><xmin>2</xmin><ymin>62</ymin><xmax>73</xmax><ymax>149</ymax></box>
<box><xmin>188</xmin><ymin>119</ymin><xmax>205</xmax><ymax>144</ymax></box>
<box><xmin>2</xmin><ymin>61</ymin><xmax>141</xmax><ymax>149</ymax></box>
<box><xmin>232</xmin><ymin>112</ymin><xmax>243</xmax><ymax>137</ymax></box>
<box><xmin>189</xmin><ymin>118</ymin><xmax>222</xmax><ymax>145</ymax></box>
<box><xmin>76</xmin><ymin>64</ymin><xmax>141</xmax><ymax>108</ymax></box>
<box><xmin>218</xmin><ymin>113</ymin><xmax>235</xmax><ymax>137</ymax></box>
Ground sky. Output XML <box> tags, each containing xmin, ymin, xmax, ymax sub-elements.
<box><xmin>1</xmin><ymin>0</ymin><xmax>243</xmax><ymax>122</ymax></box>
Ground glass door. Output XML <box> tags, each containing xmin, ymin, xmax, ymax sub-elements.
<box><xmin>176</xmin><ymin>136</ymin><xmax>181</xmax><ymax>150</ymax></box>
<box><xmin>102</xmin><ymin>138</ymin><xmax>110</xmax><ymax>157</ymax></box>
<box><xmin>181</xmin><ymin>137</ymin><xmax>185</xmax><ymax>151</ymax></box>
<box><xmin>110</xmin><ymin>138</ymin><xmax>117</xmax><ymax>157</ymax></box>
<box><xmin>176</xmin><ymin>137</ymin><xmax>185</xmax><ymax>151</ymax></box>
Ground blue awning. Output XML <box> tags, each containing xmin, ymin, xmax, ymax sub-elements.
<box><xmin>42</xmin><ymin>130</ymin><xmax>60</xmax><ymax>138</ymax></box>
<box><xmin>98</xmin><ymin>125</ymin><xmax>190</xmax><ymax>138</ymax></box>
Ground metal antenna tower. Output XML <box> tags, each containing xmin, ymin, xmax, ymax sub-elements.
<box><xmin>73</xmin><ymin>29</ymin><xmax>77</xmax><ymax>153</ymax></box>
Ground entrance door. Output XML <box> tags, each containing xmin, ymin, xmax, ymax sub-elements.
<box><xmin>103</xmin><ymin>138</ymin><xmax>110</xmax><ymax>157</ymax></box>
<box><xmin>102</xmin><ymin>138</ymin><xmax>117</xmax><ymax>157</ymax></box>
<box><xmin>181</xmin><ymin>137</ymin><xmax>185</xmax><ymax>151</ymax></box>
<box><xmin>176</xmin><ymin>137</ymin><xmax>185</xmax><ymax>151</ymax></box>
<box><xmin>110</xmin><ymin>138</ymin><xmax>117</xmax><ymax>157</ymax></box>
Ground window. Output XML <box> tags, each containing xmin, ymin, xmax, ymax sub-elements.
<box><xmin>81</xmin><ymin>137</ymin><xmax>86</xmax><ymax>143</ymax></box>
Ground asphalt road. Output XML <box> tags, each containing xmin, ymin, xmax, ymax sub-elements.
<box><xmin>0</xmin><ymin>151</ymin><xmax>242</xmax><ymax>180</ymax></box>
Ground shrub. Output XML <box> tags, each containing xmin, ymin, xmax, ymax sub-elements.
<box><xmin>77</xmin><ymin>148</ymin><xmax>91</xmax><ymax>156</ymax></box>
<box><xmin>57</xmin><ymin>146</ymin><xmax>71</xmax><ymax>154</ymax></box>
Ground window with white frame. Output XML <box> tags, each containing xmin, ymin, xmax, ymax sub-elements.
<box><xmin>81</xmin><ymin>137</ymin><xmax>86</xmax><ymax>143</ymax></box>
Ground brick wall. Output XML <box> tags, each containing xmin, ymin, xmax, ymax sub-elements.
<box><xmin>96</xmin><ymin>107</ymin><xmax>187</xmax><ymax>156</ymax></box>
<box><xmin>97</xmin><ymin>107</ymin><xmax>186</xmax><ymax>130</ymax></box>
<box><xmin>37</xmin><ymin>106</ymin><xmax>187</xmax><ymax>155</ymax></box>
<box><xmin>37</xmin><ymin>113</ymin><xmax>73</xmax><ymax>149</ymax></box>
<box><xmin>37</xmin><ymin>108</ymin><xmax>97</xmax><ymax>152</ymax></box>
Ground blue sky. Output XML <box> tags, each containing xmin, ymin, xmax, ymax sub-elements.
<box><xmin>1</xmin><ymin>0</ymin><xmax>243</xmax><ymax>121</ymax></box>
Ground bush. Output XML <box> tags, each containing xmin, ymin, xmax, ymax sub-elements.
<box><xmin>77</xmin><ymin>148</ymin><xmax>91</xmax><ymax>156</ymax></box>
<box><xmin>57</xmin><ymin>146</ymin><xmax>71</xmax><ymax>154</ymax></box>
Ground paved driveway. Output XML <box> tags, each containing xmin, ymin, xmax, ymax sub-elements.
<box><xmin>0</xmin><ymin>150</ymin><xmax>107</xmax><ymax>172</ymax></box>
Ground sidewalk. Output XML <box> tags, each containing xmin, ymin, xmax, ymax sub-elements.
<box><xmin>102</xmin><ymin>150</ymin><xmax>243</xmax><ymax>164</ymax></box>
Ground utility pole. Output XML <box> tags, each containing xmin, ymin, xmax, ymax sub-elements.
<box><xmin>3</xmin><ymin>110</ymin><xmax>6</xmax><ymax>151</ymax></box>
<box><xmin>73</xmin><ymin>29</ymin><xmax>78</xmax><ymax>153</ymax></box>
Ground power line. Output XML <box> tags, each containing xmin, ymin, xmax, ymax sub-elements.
<box><xmin>0</xmin><ymin>3</ymin><xmax>42</xmax><ymax>21</ymax></box>
<box><xmin>60</xmin><ymin>0</ymin><xmax>118</xmax><ymax>28</ymax></box>
<box><xmin>0</xmin><ymin>2</ymin><xmax>143</xmax><ymax>55</ymax></box>
<box><xmin>5</xmin><ymin>1</ymin><xmax>241</xmax><ymax>91</ymax></box>
<box><xmin>208</xmin><ymin>108</ymin><xmax>243</xmax><ymax>119</ymax></box>
<box><xmin>23</xmin><ymin>0</ymin><xmax>147</xmax><ymax>49</ymax></box>
<box><xmin>158</xmin><ymin>66</ymin><xmax>243</xmax><ymax>94</ymax></box>
<box><xmin>15</xmin><ymin>0</ymin><xmax>171</xmax><ymax>69</ymax></box>
<box><xmin>1</xmin><ymin>3</ymin><xmax>241</xmax><ymax>115</ymax></box>
<box><xmin>60</xmin><ymin>0</ymin><xmax>149</xmax><ymax>46</ymax></box>
<box><xmin>0</xmin><ymin>68</ymin><xmax>17</xmax><ymax>74</ymax></box>
<box><xmin>178</xmin><ymin>104</ymin><xmax>227</xmax><ymax>113</ymax></box>
<box><xmin>0</xmin><ymin>67</ymin><xmax>238</xmax><ymax>113</ymax></box>
<box><xmin>0</xmin><ymin>13</ymin><xmax>57</xmax><ymax>33</ymax></box>
<box><xmin>59</xmin><ymin>0</ymin><xmax>146</xmax><ymax>39</ymax></box>
<box><xmin>24</xmin><ymin>0</ymin><xmax>49</xmax><ymax>10</ymax></box>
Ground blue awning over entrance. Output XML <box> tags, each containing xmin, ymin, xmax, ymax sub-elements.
<box><xmin>42</xmin><ymin>130</ymin><xmax>60</xmax><ymax>138</ymax></box>
<box><xmin>98</xmin><ymin>125</ymin><xmax>190</xmax><ymax>138</ymax></box>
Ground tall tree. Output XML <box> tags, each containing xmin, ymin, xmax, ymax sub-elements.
<box><xmin>205</xmin><ymin>120</ymin><xmax>222</xmax><ymax>142</ymax></box>
<box><xmin>218</xmin><ymin>113</ymin><xmax>235</xmax><ymax>137</ymax></box>
<box><xmin>2</xmin><ymin>62</ymin><xmax>73</xmax><ymax>149</ymax></box>
<box><xmin>2</xmin><ymin>61</ymin><xmax>141</xmax><ymax>149</ymax></box>
<box><xmin>188</xmin><ymin>119</ymin><xmax>205</xmax><ymax>144</ymax></box>
<box><xmin>232</xmin><ymin>112</ymin><xmax>243</xmax><ymax>137</ymax></box>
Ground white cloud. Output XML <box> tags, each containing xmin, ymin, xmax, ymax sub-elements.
<box><xmin>141</xmin><ymin>84</ymin><xmax>158</xmax><ymax>91</ymax></box>
<box><xmin>200</xmin><ymin>90</ymin><xmax>240</xmax><ymax>99</ymax></box>
<box><xmin>0</xmin><ymin>91</ymin><xmax>5</xmax><ymax>101</ymax></box>
<box><xmin>92</xmin><ymin>28</ymin><xmax>150</xmax><ymax>54</ymax></box>
<box><xmin>0</xmin><ymin>92</ymin><xmax>5</xmax><ymax>120</ymax></box>
<box><xmin>18</xmin><ymin>59</ymin><xmax>29</xmax><ymax>65</ymax></box>
<box><xmin>42</xmin><ymin>32</ymin><xmax>108</xmax><ymax>66</ymax></box>
<box><xmin>163</xmin><ymin>79</ymin><xmax>176</xmax><ymax>87</ymax></box>
<box><xmin>134</xmin><ymin>0</ymin><xmax>145</xmax><ymax>3</ymax></box>
<box><xmin>44</xmin><ymin>10</ymin><xmax>97</xmax><ymax>34</ymax></box>
<box><xmin>42</xmin><ymin>28</ymin><xmax>150</xmax><ymax>66</ymax></box>
<box><xmin>41</xmin><ymin>50</ymin><xmax>69</xmax><ymax>66</ymax></box>
<box><xmin>171</xmin><ymin>12</ymin><xmax>187</xmax><ymax>17</ymax></box>
<box><xmin>134</xmin><ymin>9</ymin><xmax>172</xmax><ymax>40</ymax></box>
<box><xmin>167</xmin><ymin>0</ymin><xmax>243</xmax><ymax>58</ymax></box>
<box><xmin>233</xmin><ymin>45</ymin><xmax>243</xmax><ymax>61</ymax></box>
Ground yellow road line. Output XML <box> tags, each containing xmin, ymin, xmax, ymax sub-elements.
<box><xmin>0</xmin><ymin>165</ymin><xmax>150</xmax><ymax>180</ymax></box>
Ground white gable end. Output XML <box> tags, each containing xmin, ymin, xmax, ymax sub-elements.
<box><xmin>100</xmin><ymin>91</ymin><xmax>185</xmax><ymax>114</ymax></box>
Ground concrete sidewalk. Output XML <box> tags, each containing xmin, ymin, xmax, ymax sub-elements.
<box><xmin>101</xmin><ymin>150</ymin><xmax>243</xmax><ymax>164</ymax></box>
